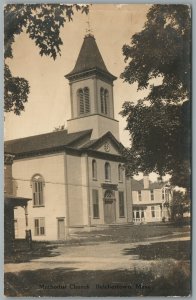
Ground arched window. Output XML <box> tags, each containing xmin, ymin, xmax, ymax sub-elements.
<box><xmin>92</xmin><ymin>159</ymin><xmax>97</xmax><ymax>180</ymax></box>
<box><xmin>105</xmin><ymin>162</ymin><xmax>111</xmax><ymax>181</ymax></box>
<box><xmin>100</xmin><ymin>88</ymin><xmax>109</xmax><ymax>115</ymax></box>
<box><xmin>31</xmin><ymin>174</ymin><xmax>45</xmax><ymax>206</ymax></box>
<box><xmin>77</xmin><ymin>87</ymin><xmax>90</xmax><ymax>115</ymax></box>
<box><xmin>118</xmin><ymin>164</ymin><xmax>123</xmax><ymax>182</ymax></box>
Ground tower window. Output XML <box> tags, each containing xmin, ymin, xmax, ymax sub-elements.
<box><xmin>77</xmin><ymin>87</ymin><xmax>90</xmax><ymax>115</ymax></box>
<box><xmin>100</xmin><ymin>88</ymin><xmax>109</xmax><ymax>115</ymax></box>
<box><xmin>31</xmin><ymin>174</ymin><xmax>45</xmax><ymax>206</ymax></box>
<box><xmin>105</xmin><ymin>162</ymin><xmax>111</xmax><ymax>181</ymax></box>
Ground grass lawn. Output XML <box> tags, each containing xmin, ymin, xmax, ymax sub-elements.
<box><xmin>4</xmin><ymin>224</ymin><xmax>191</xmax><ymax>297</ymax></box>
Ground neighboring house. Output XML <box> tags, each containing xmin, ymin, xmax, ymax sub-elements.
<box><xmin>5</xmin><ymin>34</ymin><xmax>132</xmax><ymax>241</ymax></box>
<box><xmin>131</xmin><ymin>176</ymin><xmax>172</xmax><ymax>224</ymax></box>
<box><xmin>4</xmin><ymin>153</ymin><xmax>31</xmax><ymax>252</ymax></box>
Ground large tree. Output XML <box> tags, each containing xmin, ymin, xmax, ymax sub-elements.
<box><xmin>4</xmin><ymin>4</ymin><xmax>89</xmax><ymax>115</ymax></box>
<box><xmin>120</xmin><ymin>4</ymin><xmax>191</xmax><ymax>189</ymax></box>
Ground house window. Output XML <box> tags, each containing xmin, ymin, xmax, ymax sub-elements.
<box><xmin>150</xmin><ymin>190</ymin><xmax>154</xmax><ymax>201</ymax></box>
<box><xmin>105</xmin><ymin>162</ymin><xmax>111</xmax><ymax>181</ymax></box>
<box><xmin>151</xmin><ymin>206</ymin><xmax>155</xmax><ymax>218</ymax></box>
<box><xmin>92</xmin><ymin>189</ymin><xmax>99</xmax><ymax>218</ymax></box>
<box><xmin>14</xmin><ymin>219</ymin><xmax>18</xmax><ymax>238</ymax></box>
<box><xmin>118</xmin><ymin>164</ymin><xmax>123</xmax><ymax>182</ymax></box>
<box><xmin>92</xmin><ymin>159</ymin><xmax>97</xmax><ymax>180</ymax></box>
<box><xmin>162</xmin><ymin>189</ymin><xmax>165</xmax><ymax>200</ymax></box>
<box><xmin>77</xmin><ymin>87</ymin><xmax>90</xmax><ymax>115</ymax></box>
<box><xmin>100</xmin><ymin>88</ymin><xmax>109</xmax><ymax>115</ymax></box>
<box><xmin>166</xmin><ymin>189</ymin><xmax>170</xmax><ymax>201</ymax></box>
<box><xmin>138</xmin><ymin>191</ymin><xmax>142</xmax><ymax>201</ymax></box>
<box><xmin>119</xmin><ymin>191</ymin><xmax>125</xmax><ymax>217</ymax></box>
<box><xmin>32</xmin><ymin>174</ymin><xmax>45</xmax><ymax>206</ymax></box>
<box><xmin>34</xmin><ymin>217</ymin><xmax>45</xmax><ymax>236</ymax></box>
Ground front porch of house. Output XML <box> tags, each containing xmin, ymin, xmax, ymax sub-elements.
<box><xmin>5</xmin><ymin>195</ymin><xmax>31</xmax><ymax>254</ymax></box>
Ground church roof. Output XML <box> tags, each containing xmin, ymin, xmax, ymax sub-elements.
<box><xmin>80</xmin><ymin>131</ymin><xmax>124</xmax><ymax>151</ymax></box>
<box><xmin>65</xmin><ymin>34</ymin><xmax>117</xmax><ymax>81</ymax></box>
<box><xmin>131</xmin><ymin>179</ymin><xmax>166</xmax><ymax>191</ymax></box>
<box><xmin>5</xmin><ymin>129</ymin><xmax>92</xmax><ymax>156</ymax></box>
<box><xmin>5</xmin><ymin>129</ymin><xmax>125</xmax><ymax>162</ymax></box>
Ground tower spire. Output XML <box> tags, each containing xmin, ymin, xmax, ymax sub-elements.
<box><xmin>85</xmin><ymin>12</ymin><xmax>93</xmax><ymax>36</ymax></box>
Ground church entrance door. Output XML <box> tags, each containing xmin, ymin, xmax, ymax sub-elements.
<box><xmin>104</xmin><ymin>190</ymin><xmax>116</xmax><ymax>224</ymax></box>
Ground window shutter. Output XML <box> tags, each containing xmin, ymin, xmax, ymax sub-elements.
<box><xmin>119</xmin><ymin>191</ymin><xmax>125</xmax><ymax>217</ymax></box>
<box><xmin>92</xmin><ymin>189</ymin><xmax>99</xmax><ymax>218</ymax></box>
<box><xmin>78</xmin><ymin>89</ymin><xmax>84</xmax><ymax>115</ymax></box>
<box><xmin>40</xmin><ymin>218</ymin><xmax>45</xmax><ymax>235</ymax></box>
<box><xmin>34</xmin><ymin>219</ymin><xmax>39</xmax><ymax>235</ymax></box>
<box><xmin>100</xmin><ymin>88</ymin><xmax>104</xmax><ymax>113</ymax></box>
<box><xmin>84</xmin><ymin>88</ymin><xmax>90</xmax><ymax>113</ymax></box>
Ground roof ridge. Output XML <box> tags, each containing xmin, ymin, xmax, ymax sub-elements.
<box><xmin>5</xmin><ymin>129</ymin><xmax>92</xmax><ymax>144</ymax></box>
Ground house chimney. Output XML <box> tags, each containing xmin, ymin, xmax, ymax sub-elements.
<box><xmin>143</xmin><ymin>175</ymin><xmax>149</xmax><ymax>189</ymax></box>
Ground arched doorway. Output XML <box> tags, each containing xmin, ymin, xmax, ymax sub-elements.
<box><xmin>104</xmin><ymin>190</ymin><xmax>116</xmax><ymax>224</ymax></box>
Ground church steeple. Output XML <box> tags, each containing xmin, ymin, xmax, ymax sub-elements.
<box><xmin>65</xmin><ymin>34</ymin><xmax>116</xmax><ymax>83</ymax></box>
<box><xmin>65</xmin><ymin>35</ymin><xmax>119</xmax><ymax>141</ymax></box>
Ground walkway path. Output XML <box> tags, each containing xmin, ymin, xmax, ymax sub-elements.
<box><xmin>5</xmin><ymin>229</ymin><xmax>190</xmax><ymax>275</ymax></box>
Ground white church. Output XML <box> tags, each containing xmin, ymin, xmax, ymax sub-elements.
<box><xmin>5</xmin><ymin>34</ymin><xmax>133</xmax><ymax>241</ymax></box>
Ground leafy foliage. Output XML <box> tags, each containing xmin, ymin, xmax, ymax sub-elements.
<box><xmin>121</xmin><ymin>4</ymin><xmax>191</xmax><ymax>104</ymax></box>
<box><xmin>170</xmin><ymin>190</ymin><xmax>190</xmax><ymax>221</ymax></box>
<box><xmin>4</xmin><ymin>64</ymin><xmax>30</xmax><ymax>115</ymax></box>
<box><xmin>120</xmin><ymin>5</ymin><xmax>191</xmax><ymax>188</ymax></box>
<box><xmin>4</xmin><ymin>4</ymin><xmax>89</xmax><ymax>114</ymax></box>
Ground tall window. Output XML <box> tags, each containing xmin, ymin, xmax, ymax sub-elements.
<box><xmin>162</xmin><ymin>189</ymin><xmax>165</xmax><ymax>200</ymax></box>
<box><xmin>118</xmin><ymin>164</ymin><xmax>123</xmax><ymax>182</ymax></box>
<box><xmin>150</xmin><ymin>190</ymin><xmax>154</xmax><ymax>201</ymax></box>
<box><xmin>138</xmin><ymin>190</ymin><xmax>142</xmax><ymax>201</ymax></box>
<box><xmin>34</xmin><ymin>217</ymin><xmax>45</xmax><ymax>236</ymax></box>
<box><xmin>166</xmin><ymin>189</ymin><xmax>170</xmax><ymax>201</ymax></box>
<box><xmin>151</xmin><ymin>206</ymin><xmax>155</xmax><ymax>218</ymax></box>
<box><xmin>119</xmin><ymin>191</ymin><xmax>125</xmax><ymax>217</ymax></box>
<box><xmin>92</xmin><ymin>159</ymin><xmax>97</xmax><ymax>180</ymax></box>
<box><xmin>14</xmin><ymin>219</ymin><xmax>18</xmax><ymax>238</ymax></box>
<box><xmin>77</xmin><ymin>87</ymin><xmax>90</xmax><ymax>115</ymax></box>
<box><xmin>92</xmin><ymin>189</ymin><xmax>99</xmax><ymax>218</ymax></box>
<box><xmin>32</xmin><ymin>174</ymin><xmax>44</xmax><ymax>206</ymax></box>
<box><xmin>105</xmin><ymin>162</ymin><xmax>111</xmax><ymax>181</ymax></box>
<box><xmin>100</xmin><ymin>88</ymin><xmax>109</xmax><ymax>115</ymax></box>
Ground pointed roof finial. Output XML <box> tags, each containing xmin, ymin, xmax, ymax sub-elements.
<box><xmin>85</xmin><ymin>11</ymin><xmax>93</xmax><ymax>36</ymax></box>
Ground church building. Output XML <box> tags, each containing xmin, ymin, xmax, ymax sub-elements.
<box><xmin>5</xmin><ymin>34</ymin><xmax>133</xmax><ymax>241</ymax></box>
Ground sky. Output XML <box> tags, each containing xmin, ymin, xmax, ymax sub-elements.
<box><xmin>5</xmin><ymin>4</ymin><xmax>168</xmax><ymax>182</ymax></box>
<box><xmin>5</xmin><ymin>4</ymin><xmax>151</xmax><ymax>144</ymax></box>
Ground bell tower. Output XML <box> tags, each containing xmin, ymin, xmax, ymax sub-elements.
<box><xmin>65</xmin><ymin>34</ymin><xmax>119</xmax><ymax>140</ymax></box>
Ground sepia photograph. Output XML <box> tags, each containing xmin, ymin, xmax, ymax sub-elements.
<box><xmin>4</xmin><ymin>3</ymin><xmax>191</xmax><ymax>297</ymax></box>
